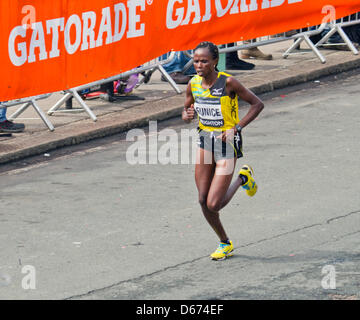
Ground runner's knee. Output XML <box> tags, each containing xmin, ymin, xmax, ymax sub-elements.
<box><xmin>206</xmin><ymin>198</ymin><xmax>222</xmax><ymax>212</ymax></box>
<box><xmin>198</xmin><ymin>194</ymin><xmax>207</xmax><ymax>207</ymax></box>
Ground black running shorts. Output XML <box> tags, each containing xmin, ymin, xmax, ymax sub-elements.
<box><xmin>197</xmin><ymin>128</ymin><xmax>243</xmax><ymax>161</ymax></box>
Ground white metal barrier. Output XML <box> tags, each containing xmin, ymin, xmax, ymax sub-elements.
<box><xmin>315</xmin><ymin>13</ymin><xmax>360</xmax><ymax>55</ymax></box>
<box><xmin>181</xmin><ymin>22</ymin><xmax>330</xmax><ymax>68</ymax></box>
<box><xmin>47</xmin><ymin>51</ymin><xmax>180</xmax><ymax>121</ymax></box>
<box><xmin>1</xmin><ymin>94</ymin><xmax>54</xmax><ymax>131</ymax></box>
<box><xmin>281</xmin><ymin>23</ymin><xmax>329</xmax><ymax>63</ymax></box>
<box><xmin>187</xmin><ymin>15</ymin><xmax>359</xmax><ymax>66</ymax></box>
<box><xmin>4</xmin><ymin>14</ymin><xmax>360</xmax><ymax>132</ymax></box>
<box><xmin>284</xmin><ymin>13</ymin><xmax>360</xmax><ymax>60</ymax></box>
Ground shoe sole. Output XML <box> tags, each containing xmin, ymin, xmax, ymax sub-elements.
<box><xmin>247</xmin><ymin>165</ymin><xmax>257</xmax><ymax>197</ymax></box>
<box><xmin>211</xmin><ymin>250</ymin><xmax>234</xmax><ymax>261</ymax></box>
<box><xmin>240</xmin><ymin>54</ymin><xmax>273</xmax><ymax>60</ymax></box>
<box><xmin>0</xmin><ymin>128</ymin><xmax>24</xmax><ymax>133</ymax></box>
<box><xmin>240</xmin><ymin>165</ymin><xmax>257</xmax><ymax>197</ymax></box>
<box><xmin>248</xmin><ymin>183</ymin><xmax>257</xmax><ymax>197</ymax></box>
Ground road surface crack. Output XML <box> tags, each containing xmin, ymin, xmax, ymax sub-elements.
<box><xmin>65</xmin><ymin>208</ymin><xmax>360</xmax><ymax>300</ymax></box>
<box><xmin>326</xmin><ymin>210</ymin><xmax>360</xmax><ymax>225</ymax></box>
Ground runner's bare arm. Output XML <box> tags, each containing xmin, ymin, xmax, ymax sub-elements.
<box><xmin>227</xmin><ymin>77</ymin><xmax>264</xmax><ymax>130</ymax></box>
<box><xmin>182</xmin><ymin>82</ymin><xmax>195</xmax><ymax>123</ymax></box>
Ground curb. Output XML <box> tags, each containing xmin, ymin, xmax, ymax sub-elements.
<box><xmin>250</xmin><ymin>57</ymin><xmax>360</xmax><ymax>95</ymax></box>
<box><xmin>1</xmin><ymin>57</ymin><xmax>360</xmax><ymax>165</ymax></box>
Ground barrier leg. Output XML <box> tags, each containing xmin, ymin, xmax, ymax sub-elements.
<box><xmin>71</xmin><ymin>89</ymin><xmax>97</xmax><ymax>122</ymax></box>
<box><xmin>303</xmin><ymin>35</ymin><xmax>326</xmax><ymax>63</ymax></box>
<box><xmin>336</xmin><ymin>25</ymin><xmax>359</xmax><ymax>55</ymax></box>
<box><xmin>48</xmin><ymin>92</ymin><xmax>73</xmax><ymax>115</ymax></box>
<box><xmin>8</xmin><ymin>102</ymin><xmax>31</xmax><ymax>121</ymax></box>
<box><xmin>31</xmin><ymin>99</ymin><xmax>55</xmax><ymax>131</ymax></box>
<box><xmin>283</xmin><ymin>37</ymin><xmax>303</xmax><ymax>58</ymax></box>
<box><xmin>157</xmin><ymin>65</ymin><xmax>182</xmax><ymax>94</ymax></box>
<box><xmin>315</xmin><ymin>26</ymin><xmax>337</xmax><ymax>47</ymax></box>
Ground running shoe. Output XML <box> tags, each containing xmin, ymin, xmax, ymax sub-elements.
<box><xmin>0</xmin><ymin>120</ymin><xmax>25</xmax><ymax>133</ymax></box>
<box><xmin>239</xmin><ymin>165</ymin><xmax>257</xmax><ymax>197</ymax></box>
<box><xmin>210</xmin><ymin>241</ymin><xmax>234</xmax><ymax>260</ymax></box>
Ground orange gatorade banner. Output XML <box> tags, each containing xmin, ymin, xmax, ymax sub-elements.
<box><xmin>1</xmin><ymin>0</ymin><xmax>360</xmax><ymax>101</ymax></box>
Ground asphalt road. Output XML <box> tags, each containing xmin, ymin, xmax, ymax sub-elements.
<box><xmin>0</xmin><ymin>71</ymin><xmax>359</xmax><ymax>300</ymax></box>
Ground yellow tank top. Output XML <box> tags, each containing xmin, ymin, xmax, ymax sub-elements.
<box><xmin>191</xmin><ymin>71</ymin><xmax>239</xmax><ymax>132</ymax></box>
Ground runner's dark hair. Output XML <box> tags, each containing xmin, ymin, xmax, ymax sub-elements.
<box><xmin>194</xmin><ymin>41</ymin><xmax>219</xmax><ymax>60</ymax></box>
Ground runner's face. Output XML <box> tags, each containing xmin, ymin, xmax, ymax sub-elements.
<box><xmin>193</xmin><ymin>48</ymin><xmax>217</xmax><ymax>77</ymax></box>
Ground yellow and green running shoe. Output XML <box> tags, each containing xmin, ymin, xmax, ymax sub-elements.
<box><xmin>239</xmin><ymin>165</ymin><xmax>257</xmax><ymax>197</ymax></box>
<box><xmin>210</xmin><ymin>241</ymin><xmax>234</xmax><ymax>260</ymax></box>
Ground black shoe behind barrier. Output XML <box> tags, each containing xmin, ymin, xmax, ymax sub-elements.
<box><xmin>226</xmin><ymin>54</ymin><xmax>255</xmax><ymax>70</ymax></box>
<box><xmin>0</xmin><ymin>120</ymin><xmax>25</xmax><ymax>133</ymax></box>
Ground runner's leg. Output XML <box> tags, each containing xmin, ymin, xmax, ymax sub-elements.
<box><xmin>206</xmin><ymin>157</ymin><xmax>236</xmax><ymax>213</ymax></box>
<box><xmin>219</xmin><ymin>175</ymin><xmax>244</xmax><ymax>210</ymax></box>
<box><xmin>201</xmin><ymin>157</ymin><xmax>236</xmax><ymax>241</ymax></box>
<box><xmin>195</xmin><ymin>148</ymin><xmax>229</xmax><ymax>242</ymax></box>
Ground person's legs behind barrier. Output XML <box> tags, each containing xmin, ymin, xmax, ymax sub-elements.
<box><xmin>0</xmin><ymin>106</ymin><xmax>25</xmax><ymax>133</ymax></box>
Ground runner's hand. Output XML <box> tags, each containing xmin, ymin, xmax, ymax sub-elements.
<box><xmin>182</xmin><ymin>105</ymin><xmax>195</xmax><ymax>122</ymax></box>
<box><xmin>217</xmin><ymin>128</ymin><xmax>235</xmax><ymax>142</ymax></box>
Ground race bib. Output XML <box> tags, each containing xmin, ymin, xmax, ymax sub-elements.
<box><xmin>194</xmin><ymin>98</ymin><xmax>224</xmax><ymax>128</ymax></box>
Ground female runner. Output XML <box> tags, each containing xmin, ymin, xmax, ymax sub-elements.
<box><xmin>182</xmin><ymin>41</ymin><xmax>264</xmax><ymax>260</ymax></box>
